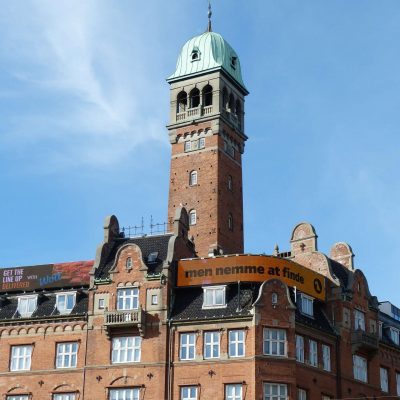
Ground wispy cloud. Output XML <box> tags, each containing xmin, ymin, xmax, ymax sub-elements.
<box><xmin>0</xmin><ymin>0</ymin><xmax>168</xmax><ymax>170</ymax></box>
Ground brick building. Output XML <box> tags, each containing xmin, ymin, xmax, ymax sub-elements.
<box><xmin>1</xmin><ymin>14</ymin><xmax>400</xmax><ymax>400</ymax></box>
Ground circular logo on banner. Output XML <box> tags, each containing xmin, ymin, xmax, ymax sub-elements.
<box><xmin>313</xmin><ymin>278</ymin><xmax>323</xmax><ymax>294</ymax></box>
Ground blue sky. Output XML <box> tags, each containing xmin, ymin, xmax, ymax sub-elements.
<box><xmin>1</xmin><ymin>1</ymin><xmax>399</xmax><ymax>305</ymax></box>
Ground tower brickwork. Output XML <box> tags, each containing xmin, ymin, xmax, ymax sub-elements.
<box><xmin>167</xmin><ymin>33</ymin><xmax>248</xmax><ymax>256</ymax></box>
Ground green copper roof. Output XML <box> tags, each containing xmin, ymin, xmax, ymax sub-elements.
<box><xmin>168</xmin><ymin>31</ymin><xmax>247</xmax><ymax>92</ymax></box>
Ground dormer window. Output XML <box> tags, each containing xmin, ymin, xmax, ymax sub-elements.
<box><xmin>191</xmin><ymin>47</ymin><xmax>200</xmax><ymax>62</ymax></box>
<box><xmin>299</xmin><ymin>293</ymin><xmax>314</xmax><ymax>317</ymax></box>
<box><xmin>390</xmin><ymin>327</ymin><xmax>400</xmax><ymax>345</ymax></box>
<box><xmin>17</xmin><ymin>295</ymin><xmax>37</xmax><ymax>317</ymax></box>
<box><xmin>203</xmin><ymin>286</ymin><xmax>226</xmax><ymax>308</ymax></box>
<box><xmin>126</xmin><ymin>257</ymin><xmax>132</xmax><ymax>270</ymax></box>
<box><xmin>231</xmin><ymin>56</ymin><xmax>237</xmax><ymax>69</ymax></box>
<box><xmin>56</xmin><ymin>292</ymin><xmax>76</xmax><ymax>314</ymax></box>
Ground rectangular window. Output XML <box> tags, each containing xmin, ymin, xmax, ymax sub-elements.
<box><xmin>56</xmin><ymin>342</ymin><xmax>78</xmax><ymax>368</ymax></box>
<box><xmin>199</xmin><ymin>137</ymin><xmax>205</xmax><ymax>149</ymax></box>
<box><xmin>226</xmin><ymin>384</ymin><xmax>242</xmax><ymax>400</ymax></box>
<box><xmin>203</xmin><ymin>286</ymin><xmax>226</xmax><ymax>308</ymax></box>
<box><xmin>229</xmin><ymin>330</ymin><xmax>245</xmax><ymax>357</ymax></box>
<box><xmin>6</xmin><ymin>396</ymin><xmax>29</xmax><ymax>400</ymax></box>
<box><xmin>296</xmin><ymin>335</ymin><xmax>304</xmax><ymax>363</ymax></box>
<box><xmin>180</xmin><ymin>386</ymin><xmax>197</xmax><ymax>400</ymax></box>
<box><xmin>184</xmin><ymin>141</ymin><xmax>192</xmax><ymax>152</ymax></box>
<box><xmin>397</xmin><ymin>372</ymin><xmax>400</xmax><ymax>396</ymax></box>
<box><xmin>322</xmin><ymin>344</ymin><xmax>331</xmax><ymax>372</ymax></box>
<box><xmin>354</xmin><ymin>310</ymin><xmax>365</xmax><ymax>331</ymax></box>
<box><xmin>309</xmin><ymin>340</ymin><xmax>318</xmax><ymax>367</ymax></box>
<box><xmin>17</xmin><ymin>295</ymin><xmax>37</xmax><ymax>317</ymax></box>
<box><xmin>380</xmin><ymin>367</ymin><xmax>389</xmax><ymax>392</ymax></box>
<box><xmin>109</xmin><ymin>388</ymin><xmax>140</xmax><ymax>400</ymax></box>
<box><xmin>204</xmin><ymin>331</ymin><xmax>220</xmax><ymax>359</ymax></box>
<box><xmin>390</xmin><ymin>327</ymin><xmax>400</xmax><ymax>345</ymax></box>
<box><xmin>353</xmin><ymin>355</ymin><xmax>368</xmax><ymax>382</ymax></box>
<box><xmin>111</xmin><ymin>337</ymin><xmax>141</xmax><ymax>364</ymax></box>
<box><xmin>117</xmin><ymin>288</ymin><xmax>139</xmax><ymax>310</ymax></box>
<box><xmin>56</xmin><ymin>293</ymin><xmax>76</xmax><ymax>314</ymax></box>
<box><xmin>10</xmin><ymin>345</ymin><xmax>32</xmax><ymax>371</ymax></box>
<box><xmin>263</xmin><ymin>328</ymin><xmax>287</xmax><ymax>356</ymax></box>
<box><xmin>264</xmin><ymin>383</ymin><xmax>287</xmax><ymax>400</ymax></box>
<box><xmin>300</xmin><ymin>294</ymin><xmax>313</xmax><ymax>316</ymax></box>
<box><xmin>151</xmin><ymin>294</ymin><xmax>158</xmax><ymax>305</ymax></box>
<box><xmin>297</xmin><ymin>388</ymin><xmax>307</xmax><ymax>400</ymax></box>
<box><xmin>180</xmin><ymin>333</ymin><xmax>196</xmax><ymax>360</ymax></box>
<box><xmin>98</xmin><ymin>298</ymin><xmax>105</xmax><ymax>309</ymax></box>
<box><xmin>53</xmin><ymin>394</ymin><xmax>76</xmax><ymax>400</ymax></box>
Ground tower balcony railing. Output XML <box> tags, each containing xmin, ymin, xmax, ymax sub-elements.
<box><xmin>104</xmin><ymin>307</ymin><xmax>145</xmax><ymax>337</ymax></box>
<box><xmin>175</xmin><ymin>105</ymin><xmax>214</xmax><ymax>122</ymax></box>
<box><xmin>351</xmin><ymin>329</ymin><xmax>379</xmax><ymax>355</ymax></box>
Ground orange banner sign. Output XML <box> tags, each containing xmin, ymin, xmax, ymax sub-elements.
<box><xmin>177</xmin><ymin>255</ymin><xmax>325</xmax><ymax>300</ymax></box>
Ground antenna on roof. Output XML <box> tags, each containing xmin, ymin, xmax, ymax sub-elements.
<box><xmin>207</xmin><ymin>0</ymin><xmax>212</xmax><ymax>32</ymax></box>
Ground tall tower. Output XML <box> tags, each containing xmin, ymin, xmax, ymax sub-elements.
<box><xmin>167</xmin><ymin>20</ymin><xmax>248</xmax><ymax>257</ymax></box>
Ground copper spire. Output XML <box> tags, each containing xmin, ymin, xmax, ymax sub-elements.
<box><xmin>207</xmin><ymin>1</ymin><xmax>212</xmax><ymax>32</ymax></box>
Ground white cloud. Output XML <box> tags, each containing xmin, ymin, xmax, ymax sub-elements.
<box><xmin>0</xmin><ymin>0</ymin><xmax>169</xmax><ymax>169</ymax></box>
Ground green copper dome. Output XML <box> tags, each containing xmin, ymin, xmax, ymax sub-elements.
<box><xmin>168</xmin><ymin>31</ymin><xmax>247</xmax><ymax>93</ymax></box>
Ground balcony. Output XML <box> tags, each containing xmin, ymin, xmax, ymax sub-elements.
<box><xmin>351</xmin><ymin>329</ymin><xmax>379</xmax><ymax>355</ymax></box>
<box><xmin>104</xmin><ymin>307</ymin><xmax>145</xmax><ymax>337</ymax></box>
<box><xmin>175</xmin><ymin>105</ymin><xmax>214</xmax><ymax>123</ymax></box>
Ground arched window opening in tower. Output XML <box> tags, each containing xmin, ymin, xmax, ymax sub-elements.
<box><xmin>222</xmin><ymin>87</ymin><xmax>228</xmax><ymax>111</ymax></box>
<box><xmin>228</xmin><ymin>93</ymin><xmax>235</xmax><ymax>113</ymax></box>
<box><xmin>228</xmin><ymin>213</ymin><xmax>233</xmax><ymax>231</ymax></box>
<box><xmin>236</xmin><ymin>99</ymin><xmax>242</xmax><ymax>129</ymax></box>
<box><xmin>191</xmin><ymin>48</ymin><xmax>200</xmax><ymax>61</ymax></box>
<box><xmin>202</xmin><ymin>85</ymin><xmax>213</xmax><ymax>107</ymax></box>
<box><xmin>177</xmin><ymin>91</ymin><xmax>187</xmax><ymax>113</ymax></box>
<box><xmin>189</xmin><ymin>210</ymin><xmax>197</xmax><ymax>226</ymax></box>
<box><xmin>189</xmin><ymin>88</ymin><xmax>200</xmax><ymax>108</ymax></box>
<box><xmin>189</xmin><ymin>171</ymin><xmax>198</xmax><ymax>186</ymax></box>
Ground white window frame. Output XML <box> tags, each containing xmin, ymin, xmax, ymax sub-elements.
<box><xmin>353</xmin><ymin>354</ymin><xmax>368</xmax><ymax>382</ymax></box>
<box><xmin>264</xmin><ymin>383</ymin><xmax>287</xmax><ymax>400</ymax></box>
<box><xmin>300</xmin><ymin>294</ymin><xmax>314</xmax><ymax>317</ymax></box>
<box><xmin>184</xmin><ymin>141</ymin><xmax>192</xmax><ymax>152</ymax></box>
<box><xmin>7</xmin><ymin>396</ymin><xmax>30</xmax><ymax>400</ymax></box>
<box><xmin>109</xmin><ymin>388</ymin><xmax>140</xmax><ymax>400</ymax></box>
<box><xmin>309</xmin><ymin>339</ymin><xmax>318</xmax><ymax>367</ymax></box>
<box><xmin>204</xmin><ymin>331</ymin><xmax>220</xmax><ymax>359</ymax></box>
<box><xmin>189</xmin><ymin>171</ymin><xmax>198</xmax><ymax>186</ymax></box>
<box><xmin>189</xmin><ymin>210</ymin><xmax>197</xmax><ymax>226</ymax></box>
<box><xmin>380</xmin><ymin>367</ymin><xmax>389</xmax><ymax>392</ymax></box>
<box><xmin>180</xmin><ymin>332</ymin><xmax>196</xmax><ymax>360</ymax></box>
<box><xmin>297</xmin><ymin>388</ymin><xmax>307</xmax><ymax>400</ymax></box>
<box><xmin>199</xmin><ymin>137</ymin><xmax>205</xmax><ymax>149</ymax></box>
<box><xmin>322</xmin><ymin>344</ymin><xmax>331</xmax><ymax>372</ymax></box>
<box><xmin>203</xmin><ymin>286</ymin><xmax>226</xmax><ymax>308</ymax></box>
<box><xmin>117</xmin><ymin>287</ymin><xmax>139</xmax><ymax>311</ymax></box>
<box><xmin>56</xmin><ymin>342</ymin><xmax>78</xmax><ymax>369</ymax></box>
<box><xmin>228</xmin><ymin>330</ymin><xmax>245</xmax><ymax>358</ymax></box>
<box><xmin>390</xmin><ymin>327</ymin><xmax>400</xmax><ymax>345</ymax></box>
<box><xmin>56</xmin><ymin>292</ymin><xmax>76</xmax><ymax>314</ymax></box>
<box><xmin>125</xmin><ymin>257</ymin><xmax>132</xmax><ymax>269</ymax></box>
<box><xmin>17</xmin><ymin>295</ymin><xmax>37</xmax><ymax>317</ymax></box>
<box><xmin>111</xmin><ymin>336</ymin><xmax>141</xmax><ymax>364</ymax></box>
<box><xmin>10</xmin><ymin>345</ymin><xmax>33</xmax><ymax>371</ymax></box>
<box><xmin>53</xmin><ymin>394</ymin><xmax>77</xmax><ymax>400</ymax></box>
<box><xmin>226</xmin><ymin>384</ymin><xmax>242</xmax><ymax>400</ymax></box>
<box><xmin>354</xmin><ymin>309</ymin><xmax>366</xmax><ymax>331</ymax></box>
<box><xmin>180</xmin><ymin>386</ymin><xmax>197</xmax><ymax>400</ymax></box>
<box><xmin>296</xmin><ymin>335</ymin><xmax>304</xmax><ymax>363</ymax></box>
<box><xmin>263</xmin><ymin>328</ymin><xmax>287</xmax><ymax>357</ymax></box>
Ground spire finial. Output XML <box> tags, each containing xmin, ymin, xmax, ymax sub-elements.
<box><xmin>207</xmin><ymin>1</ymin><xmax>212</xmax><ymax>32</ymax></box>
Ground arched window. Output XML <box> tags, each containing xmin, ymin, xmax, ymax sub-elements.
<box><xmin>228</xmin><ymin>93</ymin><xmax>235</xmax><ymax>112</ymax></box>
<box><xmin>228</xmin><ymin>213</ymin><xmax>233</xmax><ymax>231</ymax></box>
<box><xmin>236</xmin><ymin>99</ymin><xmax>242</xmax><ymax>129</ymax></box>
<box><xmin>126</xmin><ymin>257</ymin><xmax>132</xmax><ymax>270</ymax></box>
<box><xmin>202</xmin><ymin>85</ymin><xmax>213</xmax><ymax>107</ymax></box>
<box><xmin>228</xmin><ymin>175</ymin><xmax>233</xmax><ymax>191</ymax></box>
<box><xmin>189</xmin><ymin>88</ymin><xmax>200</xmax><ymax>108</ymax></box>
<box><xmin>177</xmin><ymin>91</ymin><xmax>187</xmax><ymax>113</ymax></box>
<box><xmin>272</xmin><ymin>293</ymin><xmax>278</xmax><ymax>304</ymax></box>
<box><xmin>191</xmin><ymin>47</ymin><xmax>200</xmax><ymax>61</ymax></box>
<box><xmin>189</xmin><ymin>209</ymin><xmax>197</xmax><ymax>226</ymax></box>
<box><xmin>222</xmin><ymin>87</ymin><xmax>228</xmax><ymax>110</ymax></box>
<box><xmin>189</xmin><ymin>170</ymin><xmax>198</xmax><ymax>186</ymax></box>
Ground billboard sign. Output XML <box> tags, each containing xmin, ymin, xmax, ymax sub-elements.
<box><xmin>177</xmin><ymin>255</ymin><xmax>325</xmax><ymax>300</ymax></box>
<box><xmin>0</xmin><ymin>260</ymin><xmax>94</xmax><ymax>292</ymax></box>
